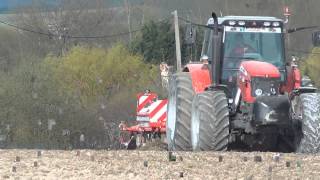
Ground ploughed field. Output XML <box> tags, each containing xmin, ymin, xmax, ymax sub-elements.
<box><xmin>0</xmin><ymin>149</ymin><xmax>320</xmax><ymax>179</ymax></box>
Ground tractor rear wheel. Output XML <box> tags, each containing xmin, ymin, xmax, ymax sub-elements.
<box><xmin>191</xmin><ymin>91</ymin><xmax>230</xmax><ymax>151</ymax></box>
<box><xmin>296</xmin><ymin>93</ymin><xmax>320</xmax><ymax>153</ymax></box>
<box><xmin>166</xmin><ymin>72</ymin><xmax>194</xmax><ymax>151</ymax></box>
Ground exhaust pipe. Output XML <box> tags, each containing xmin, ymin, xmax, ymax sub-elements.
<box><xmin>211</xmin><ymin>12</ymin><xmax>222</xmax><ymax>87</ymax></box>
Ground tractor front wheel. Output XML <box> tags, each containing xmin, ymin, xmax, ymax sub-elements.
<box><xmin>191</xmin><ymin>91</ymin><xmax>230</xmax><ymax>151</ymax></box>
<box><xmin>166</xmin><ymin>72</ymin><xmax>194</xmax><ymax>151</ymax></box>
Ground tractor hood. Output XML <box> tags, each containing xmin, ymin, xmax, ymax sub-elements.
<box><xmin>239</xmin><ymin>61</ymin><xmax>280</xmax><ymax>78</ymax></box>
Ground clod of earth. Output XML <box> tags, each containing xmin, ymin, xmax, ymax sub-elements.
<box><xmin>273</xmin><ymin>153</ymin><xmax>280</xmax><ymax>162</ymax></box>
<box><xmin>297</xmin><ymin>161</ymin><xmax>302</xmax><ymax>168</ymax></box>
<box><xmin>15</xmin><ymin>156</ymin><xmax>20</xmax><ymax>162</ymax></box>
<box><xmin>243</xmin><ymin>156</ymin><xmax>248</xmax><ymax>162</ymax></box>
<box><xmin>37</xmin><ymin>151</ymin><xmax>42</xmax><ymax>157</ymax></box>
<box><xmin>254</xmin><ymin>156</ymin><xmax>262</xmax><ymax>162</ymax></box>
<box><xmin>286</xmin><ymin>161</ymin><xmax>291</xmax><ymax>167</ymax></box>
<box><xmin>12</xmin><ymin>166</ymin><xmax>16</xmax><ymax>172</ymax></box>
<box><xmin>144</xmin><ymin>161</ymin><xmax>148</xmax><ymax>167</ymax></box>
<box><xmin>168</xmin><ymin>151</ymin><xmax>176</xmax><ymax>161</ymax></box>
<box><xmin>178</xmin><ymin>156</ymin><xmax>183</xmax><ymax>162</ymax></box>
<box><xmin>245</xmin><ymin>175</ymin><xmax>253</xmax><ymax>180</ymax></box>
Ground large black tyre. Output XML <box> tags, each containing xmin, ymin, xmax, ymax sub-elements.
<box><xmin>166</xmin><ymin>72</ymin><xmax>194</xmax><ymax>151</ymax></box>
<box><xmin>296</xmin><ymin>93</ymin><xmax>320</xmax><ymax>153</ymax></box>
<box><xmin>191</xmin><ymin>91</ymin><xmax>230</xmax><ymax>151</ymax></box>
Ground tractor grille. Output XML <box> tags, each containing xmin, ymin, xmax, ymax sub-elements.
<box><xmin>251</xmin><ymin>77</ymin><xmax>280</xmax><ymax>97</ymax></box>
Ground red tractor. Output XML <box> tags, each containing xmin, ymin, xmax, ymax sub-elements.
<box><xmin>167</xmin><ymin>13</ymin><xmax>320</xmax><ymax>153</ymax></box>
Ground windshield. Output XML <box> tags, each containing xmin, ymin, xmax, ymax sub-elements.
<box><xmin>201</xmin><ymin>29</ymin><xmax>213</xmax><ymax>60</ymax></box>
<box><xmin>223</xmin><ymin>27</ymin><xmax>285</xmax><ymax>69</ymax></box>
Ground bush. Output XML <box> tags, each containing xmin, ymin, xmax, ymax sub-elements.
<box><xmin>0</xmin><ymin>43</ymin><xmax>162</xmax><ymax>149</ymax></box>
<box><xmin>302</xmin><ymin>47</ymin><xmax>320</xmax><ymax>87</ymax></box>
<box><xmin>45</xmin><ymin>43</ymin><xmax>160</xmax><ymax>105</ymax></box>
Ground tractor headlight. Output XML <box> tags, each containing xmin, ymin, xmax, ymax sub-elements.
<box><xmin>263</xmin><ymin>22</ymin><xmax>271</xmax><ymax>26</ymax></box>
<box><xmin>229</xmin><ymin>21</ymin><xmax>236</xmax><ymax>26</ymax></box>
<box><xmin>255</xmin><ymin>89</ymin><xmax>263</xmax><ymax>96</ymax></box>
<box><xmin>272</xmin><ymin>22</ymin><xmax>280</xmax><ymax>27</ymax></box>
<box><xmin>238</xmin><ymin>21</ymin><xmax>246</xmax><ymax>26</ymax></box>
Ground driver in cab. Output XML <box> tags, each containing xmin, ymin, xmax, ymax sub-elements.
<box><xmin>224</xmin><ymin>33</ymin><xmax>257</xmax><ymax>69</ymax></box>
<box><xmin>230</xmin><ymin>33</ymin><xmax>256</xmax><ymax>58</ymax></box>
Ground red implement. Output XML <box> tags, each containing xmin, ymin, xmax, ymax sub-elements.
<box><xmin>119</xmin><ymin>91</ymin><xmax>167</xmax><ymax>148</ymax></box>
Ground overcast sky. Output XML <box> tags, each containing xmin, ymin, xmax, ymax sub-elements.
<box><xmin>0</xmin><ymin>0</ymin><xmax>58</xmax><ymax>12</ymax></box>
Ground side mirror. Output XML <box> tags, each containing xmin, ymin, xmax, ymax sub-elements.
<box><xmin>312</xmin><ymin>31</ymin><xmax>320</xmax><ymax>46</ymax></box>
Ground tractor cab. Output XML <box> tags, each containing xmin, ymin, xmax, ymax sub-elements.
<box><xmin>201</xmin><ymin>16</ymin><xmax>286</xmax><ymax>99</ymax></box>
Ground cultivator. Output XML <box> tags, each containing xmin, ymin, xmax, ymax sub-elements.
<box><xmin>119</xmin><ymin>91</ymin><xmax>167</xmax><ymax>149</ymax></box>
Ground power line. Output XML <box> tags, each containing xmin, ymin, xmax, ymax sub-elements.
<box><xmin>0</xmin><ymin>19</ymin><xmax>54</xmax><ymax>36</ymax></box>
<box><xmin>288</xmin><ymin>49</ymin><xmax>320</xmax><ymax>55</ymax></box>
<box><xmin>5</xmin><ymin>15</ymin><xmax>320</xmax><ymax>56</ymax></box>
<box><xmin>0</xmin><ymin>16</ymin><xmax>170</xmax><ymax>39</ymax></box>
<box><xmin>68</xmin><ymin>28</ymin><xmax>142</xmax><ymax>39</ymax></box>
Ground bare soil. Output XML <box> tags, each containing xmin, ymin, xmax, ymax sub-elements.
<box><xmin>0</xmin><ymin>149</ymin><xmax>320</xmax><ymax>179</ymax></box>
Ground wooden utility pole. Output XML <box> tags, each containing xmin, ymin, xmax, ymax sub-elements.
<box><xmin>125</xmin><ymin>0</ymin><xmax>132</xmax><ymax>42</ymax></box>
<box><xmin>172</xmin><ymin>10</ymin><xmax>182</xmax><ymax>72</ymax></box>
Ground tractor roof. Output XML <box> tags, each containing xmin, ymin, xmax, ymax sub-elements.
<box><xmin>207</xmin><ymin>16</ymin><xmax>283</xmax><ymax>25</ymax></box>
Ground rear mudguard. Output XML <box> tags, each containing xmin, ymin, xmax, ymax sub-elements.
<box><xmin>281</xmin><ymin>65</ymin><xmax>301</xmax><ymax>93</ymax></box>
<box><xmin>183</xmin><ymin>63</ymin><xmax>212</xmax><ymax>93</ymax></box>
<box><xmin>289</xmin><ymin>86</ymin><xmax>317</xmax><ymax>121</ymax></box>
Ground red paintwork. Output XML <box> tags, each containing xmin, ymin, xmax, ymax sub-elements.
<box><xmin>293</xmin><ymin>68</ymin><xmax>301</xmax><ymax>89</ymax></box>
<box><xmin>149</xmin><ymin>110</ymin><xmax>167</xmax><ymax>129</ymax></box>
<box><xmin>183</xmin><ymin>63</ymin><xmax>212</xmax><ymax>93</ymax></box>
<box><xmin>136</xmin><ymin>92</ymin><xmax>158</xmax><ymax>113</ymax></box>
<box><xmin>120</xmin><ymin>92</ymin><xmax>167</xmax><ymax>134</ymax></box>
<box><xmin>184</xmin><ymin>61</ymin><xmax>284</xmax><ymax>103</ymax></box>
<box><xmin>120</xmin><ymin>124</ymin><xmax>166</xmax><ymax>133</ymax></box>
<box><xmin>238</xmin><ymin>61</ymin><xmax>281</xmax><ymax>103</ymax></box>
<box><xmin>281</xmin><ymin>65</ymin><xmax>301</xmax><ymax>93</ymax></box>
<box><xmin>240</xmin><ymin>61</ymin><xmax>281</xmax><ymax>78</ymax></box>
<box><xmin>148</xmin><ymin>100</ymin><xmax>167</xmax><ymax>118</ymax></box>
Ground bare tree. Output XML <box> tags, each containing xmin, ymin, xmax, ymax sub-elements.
<box><xmin>12</xmin><ymin>0</ymin><xmax>130</xmax><ymax>56</ymax></box>
<box><xmin>124</xmin><ymin>0</ymin><xmax>132</xmax><ymax>42</ymax></box>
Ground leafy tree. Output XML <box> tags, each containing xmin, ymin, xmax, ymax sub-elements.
<box><xmin>0</xmin><ymin>43</ymin><xmax>162</xmax><ymax>149</ymax></box>
<box><xmin>45</xmin><ymin>43</ymin><xmax>160</xmax><ymax>105</ymax></box>
<box><xmin>130</xmin><ymin>20</ymin><xmax>175</xmax><ymax>64</ymax></box>
<box><xmin>41</xmin><ymin>44</ymin><xmax>162</xmax><ymax>148</ymax></box>
<box><xmin>301</xmin><ymin>47</ymin><xmax>320</xmax><ymax>87</ymax></box>
<box><xmin>130</xmin><ymin>19</ymin><xmax>204</xmax><ymax>66</ymax></box>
